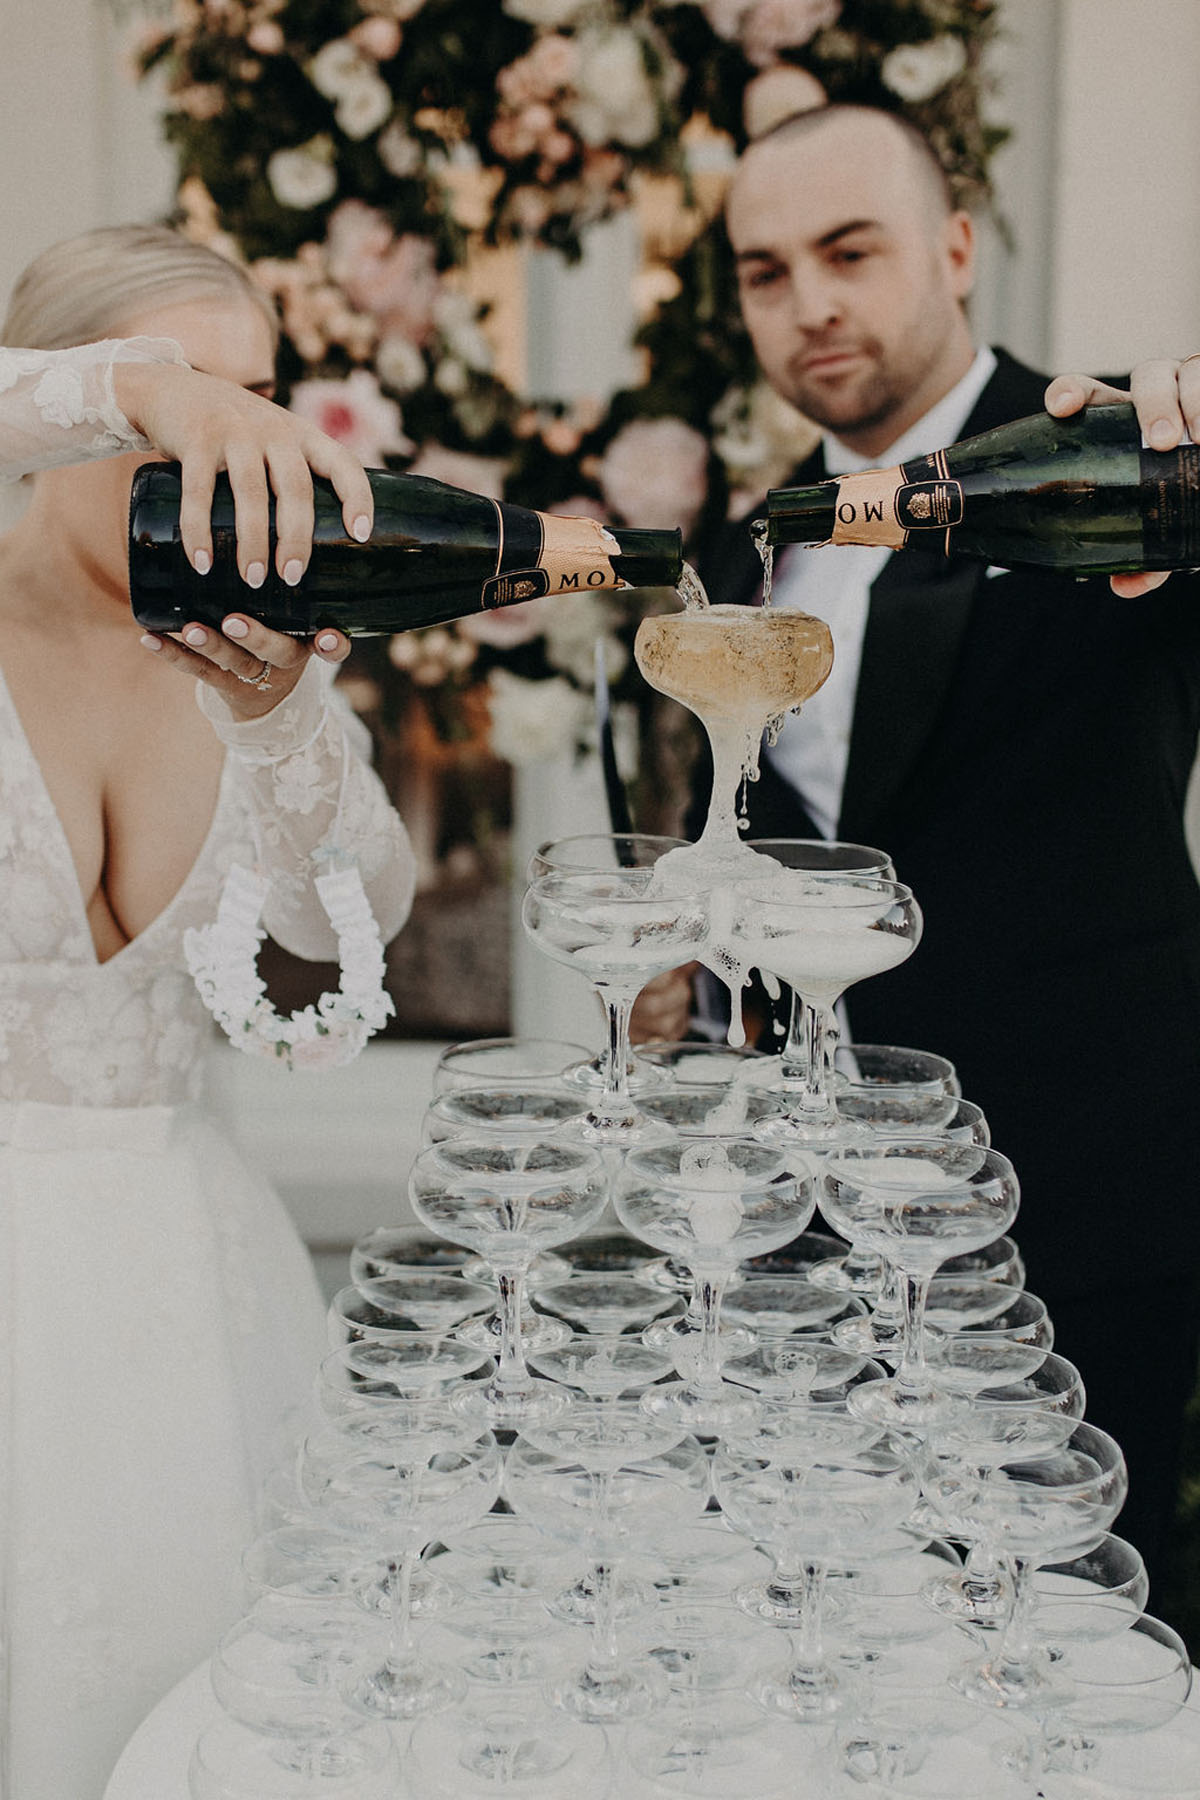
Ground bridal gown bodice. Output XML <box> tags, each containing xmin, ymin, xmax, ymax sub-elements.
<box><xmin>0</xmin><ymin>337</ymin><xmax>417</xmax><ymax>1800</ymax></box>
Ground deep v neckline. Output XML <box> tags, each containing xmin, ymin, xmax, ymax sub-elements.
<box><xmin>0</xmin><ymin>661</ymin><xmax>233</xmax><ymax>970</ymax></box>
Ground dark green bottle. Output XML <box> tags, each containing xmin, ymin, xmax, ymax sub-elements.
<box><xmin>764</xmin><ymin>403</ymin><xmax>1200</xmax><ymax>575</ymax></box>
<box><xmin>128</xmin><ymin>464</ymin><xmax>683</xmax><ymax>635</ymax></box>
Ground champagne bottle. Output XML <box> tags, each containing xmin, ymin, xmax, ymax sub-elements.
<box><xmin>128</xmin><ymin>464</ymin><xmax>683</xmax><ymax>635</ymax></box>
<box><xmin>764</xmin><ymin>402</ymin><xmax>1200</xmax><ymax>575</ymax></box>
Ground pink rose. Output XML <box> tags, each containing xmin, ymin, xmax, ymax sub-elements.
<box><xmin>289</xmin><ymin>369</ymin><xmax>413</xmax><ymax>465</ymax></box>
<box><xmin>741</xmin><ymin>0</ymin><xmax>842</xmax><ymax>67</ymax></box>
<box><xmin>350</xmin><ymin>16</ymin><xmax>403</xmax><ymax>60</ymax></box>
<box><xmin>326</xmin><ymin>203</ymin><xmax>440</xmax><ymax>343</ymax></box>
<box><xmin>458</xmin><ymin>598</ymin><xmax>548</xmax><ymax>648</ymax></box>
<box><xmin>597</xmin><ymin>417</ymin><xmax>710</xmax><ymax>540</ymax></box>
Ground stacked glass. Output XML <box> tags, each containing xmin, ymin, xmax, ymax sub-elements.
<box><xmin>187</xmin><ymin>832</ymin><xmax>1193</xmax><ymax>1799</ymax></box>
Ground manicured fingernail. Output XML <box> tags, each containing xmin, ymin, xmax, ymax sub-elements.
<box><xmin>1150</xmin><ymin>419</ymin><xmax>1177</xmax><ymax>449</ymax></box>
<box><xmin>223</xmin><ymin>616</ymin><xmax>250</xmax><ymax>639</ymax></box>
<box><xmin>140</xmin><ymin>633</ymin><xmax>163</xmax><ymax>651</ymax></box>
<box><xmin>352</xmin><ymin>515</ymin><xmax>371</xmax><ymax>543</ymax></box>
<box><xmin>315</xmin><ymin>631</ymin><xmax>340</xmax><ymax>653</ymax></box>
<box><xmin>283</xmin><ymin>558</ymin><xmax>304</xmax><ymax>587</ymax></box>
<box><xmin>184</xmin><ymin>626</ymin><xmax>208</xmax><ymax>647</ymax></box>
<box><xmin>245</xmin><ymin>561</ymin><xmax>266</xmax><ymax>589</ymax></box>
<box><xmin>192</xmin><ymin>549</ymin><xmax>212</xmax><ymax>576</ymax></box>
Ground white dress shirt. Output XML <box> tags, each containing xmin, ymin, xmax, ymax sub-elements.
<box><xmin>764</xmin><ymin>347</ymin><xmax>998</xmax><ymax>838</ymax></box>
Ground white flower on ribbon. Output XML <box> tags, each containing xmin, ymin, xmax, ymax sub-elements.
<box><xmin>485</xmin><ymin>668</ymin><xmax>589</xmax><ymax>766</ymax></box>
<box><xmin>267</xmin><ymin>136</ymin><xmax>338</xmax><ymax>209</ymax></box>
<box><xmin>31</xmin><ymin>367</ymin><xmax>88</xmax><ymax>429</ymax></box>
<box><xmin>881</xmin><ymin>34</ymin><xmax>968</xmax><ymax>104</ymax></box>
<box><xmin>335</xmin><ymin>71</ymin><xmax>394</xmax><ymax>140</ymax></box>
<box><xmin>568</xmin><ymin>25</ymin><xmax>662</xmax><ymax>150</ymax></box>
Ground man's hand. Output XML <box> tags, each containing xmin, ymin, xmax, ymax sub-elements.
<box><xmin>1045</xmin><ymin>357</ymin><xmax>1200</xmax><ymax>596</ymax></box>
<box><xmin>630</xmin><ymin>961</ymin><xmax>699</xmax><ymax>1046</ymax></box>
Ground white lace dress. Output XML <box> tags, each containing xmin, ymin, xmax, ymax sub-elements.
<box><xmin>0</xmin><ymin>341</ymin><xmax>416</xmax><ymax>1799</ymax></box>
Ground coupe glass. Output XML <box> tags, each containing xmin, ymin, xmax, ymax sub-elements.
<box><xmin>505</xmin><ymin>1407</ymin><xmax>710</xmax><ymax>1721</ymax></box>
<box><xmin>924</xmin><ymin>1419</ymin><xmax>1128</xmax><ymax>1707</ymax></box>
<box><xmin>712</xmin><ymin>1431</ymin><xmax>919</xmax><ymax>1719</ymax></box>
<box><xmin>1032</xmin><ymin>1533</ymin><xmax>1149</xmax><ymax>1645</ymax></box>
<box><xmin>349</xmin><ymin>1225</ymin><xmax>475</xmax><ymax>1284</ymax></box>
<box><xmin>615</xmin><ymin>1133</ymin><xmax>816</xmax><ymax>1432</ymax></box>
<box><xmin>1034</xmin><ymin>1611</ymin><xmax>1193</xmax><ymax>1774</ymax></box>
<box><xmin>532</xmin><ymin>1270</ymin><xmax>680</xmax><ymax>1337</ymax></box>
<box><xmin>188</xmin><ymin>1716</ymin><xmax>397</xmax><ymax>1799</ymax></box>
<box><xmin>332</xmin><ymin>1270</ymin><xmax>494</xmax><ymax>1340</ymax></box>
<box><xmin>822</xmin><ymin>1140</ymin><xmax>1021</xmax><ymax>1427</ymax></box>
<box><xmin>409</xmin><ymin>1134</ymin><xmax>609</xmax><ymax>1426</ymax></box>
<box><xmin>529</xmin><ymin>1333</ymin><xmax>676</xmax><ymax>1407</ymax></box>
<box><xmin>314</xmin><ymin>1338</ymin><xmax>490</xmax><ymax>1450</ymax></box>
<box><xmin>522</xmin><ymin>864</ymin><xmax>709</xmax><ymax>1139</ymax></box>
<box><xmin>745</xmin><ymin>838</ymin><xmax>895</xmax><ymax>1084</ymax></box>
<box><xmin>311</xmin><ymin>1432</ymin><xmax>503</xmax><ymax>1720</ymax></box>
<box><xmin>421</xmin><ymin>1083</ymin><xmax>589</xmax><ymax>1145</ymax></box>
<box><xmin>433</xmin><ymin>1034</ymin><xmax>592</xmax><ymax>1094</ymax></box>
<box><xmin>729</xmin><ymin>876</ymin><xmax>922</xmax><ymax>1147</ymax></box>
<box><xmin>723</xmin><ymin>1273</ymin><xmax>868</xmax><ymax>1341</ymax></box>
<box><xmin>407</xmin><ymin>1692</ymin><xmax>610</xmax><ymax>1798</ymax></box>
<box><xmin>427</xmin><ymin>1516</ymin><xmax>571</xmax><ymax>1688</ymax></box>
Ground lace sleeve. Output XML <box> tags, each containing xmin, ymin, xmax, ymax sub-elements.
<box><xmin>0</xmin><ymin>337</ymin><xmax>187</xmax><ymax>481</ymax></box>
<box><xmin>196</xmin><ymin>658</ymin><xmax>417</xmax><ymax>960</ymax></box>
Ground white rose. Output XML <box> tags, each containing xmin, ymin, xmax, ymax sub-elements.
<box><xmin>335</xmin><ymin>71</ymin><xmax>393</xmax><ymax>140</ymax></box>
<box><xmin>486</xmin><ymin>669</ymin><xmax>589</xmax><ymax>765</ymax></box>
<box><xmin>434</xmin><ymin>289</ymin><xmax>495</xmax><ymax>372</ymax></box>
<box><xmin>375</xmin><ymin>333</ymin><xmax>427</xmax><ymax>393</ymax></box>
<box><xmin>309</xmin><ymin>38</ymin><xmax>367</xmax><ymax>100</ymax></box>
<box><xmin>377</xmin><ymin>118</ymin><xmax>423</xmax><ymax>177</ymax></box>
<box><xmin>503</xmin><ymin>0</ymin><xmax>587</xmax><ymax>23</ymax></box>
<box><xmin>568</xmin><ymin>26</ymin><xmax>661</xmax><ymax>149</ymax></box>
<box><xmin>267</xmin><ymin>137</ymin><xmax>338</xmax><ymax>209</ymax></box>
<box><xmin>542</xmin><ymin>593</ymin><xmax>628</xmax><ymax>688</ymax></box>
<box><xmin>880</xmin><ymin>34</ymin><xmax>968</xmax><ymax>104</ymax></box>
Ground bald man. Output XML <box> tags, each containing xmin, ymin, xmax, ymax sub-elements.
<box><xmin>689</xmin><ymin>104</ymin><xmax>1200</xmax><ymax>1600</ymax></box>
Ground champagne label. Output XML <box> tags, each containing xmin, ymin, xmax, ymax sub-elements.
<box><xmin>1139</xmin><ymin>444</ymin><xmax>1200</xmax><ymax>566</ymax></box>
<box><xmin>829</xmin><ymin>464</ymin><xmax>963</xmax><ymax>548</ymax></box>
<box><xmin>483</xmin><ymin>506</ymin><xmax>622</xmax><ymax>608</ymax></box>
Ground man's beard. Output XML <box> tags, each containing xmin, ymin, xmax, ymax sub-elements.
<box><xmin>784</xmin><ymin>352</ymin><xmax>908</xmax><ymax>442</ymax></box>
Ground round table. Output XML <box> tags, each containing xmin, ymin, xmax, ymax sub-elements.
<box><xmin>104</xmin><ymin>1655</ymin><xmax>1200</xmax><ymax>1800</ymax></box>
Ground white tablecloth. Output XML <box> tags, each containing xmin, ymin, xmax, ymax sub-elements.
<box><xmin>104</xmin><ymin>1656</ymin><xmax>1200</xmax><ymax>1800</ymax></box>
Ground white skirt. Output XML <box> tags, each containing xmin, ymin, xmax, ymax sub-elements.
<box><xmin>0</xmin><ymin>1101</ymin><xmax>327</xmax><ymax>1800</ymax></box>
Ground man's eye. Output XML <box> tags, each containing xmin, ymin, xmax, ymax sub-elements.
<box><xmin>831</xmin><ymin>248</ymin><xmax>867</xmax><ymax>267</ymax></box>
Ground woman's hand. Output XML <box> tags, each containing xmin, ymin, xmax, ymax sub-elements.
<box><xmin>113</xmin><ymin>359</ymin><xmax>374</xmax><ymax>584</ymax></box>
<box><xmin>139</xmin><ymin>612</ymin><xmax>349</xmax><ymax>720</ymax></box>
<box><xmin>1045</xmin><ymin>356</ymin><xmax>1200</xmax><ymax>596</ymax></box>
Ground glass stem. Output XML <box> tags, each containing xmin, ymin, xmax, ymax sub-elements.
<box><xmin>495</xmin><ymin>1266</ymin><xmax>531</xmax><ymax>1391</ymax></box>
<box><xmin>869</xmin><ymin>1261</ymin><xmax>906</xmax><ymax>1357</ymax></box>
<box><xmin>694</xmin><ymin>1270</ymin><xmax>730</xmax><ymax>1391</ymax></box>
<box><xmin>386</xmin><ymin>1548</ymin><xmax>418</xmax><ymax>1673</ymax></box>
<box><xmin>895</xmin><ymin>1269</ymin><xmax>934</xmax><ymax>1395</ymax></box>
<box><xmin>593</xmin><ymin>990</ymin><xmax>638</xmax><ymax>1130</ymax></box>
<box><xmin>792</xmin><ymin>1558</ymin><xmax>827</xmax><ymax>1673</ymax></box>
<box><xmin>780</xmin><ymin>989</ymin><xmax>806</xmax><ymax>1083</ymax></box>
<box><xmin>590</xmin><ymin>1557</ymin><xmax>621</xmax><ymax>1666</ymax></box>
<box><xmin>790</xmin><ymin>997</ymin><xmax>837</xmax><ymax>1122</ymax></box>
<box><xmin>991</xmin><ymin>1555</ymin><xmax>1039</xmax><ymax>1678</ymax></box>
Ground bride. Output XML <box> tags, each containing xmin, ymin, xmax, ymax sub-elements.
<box><xmin>0</xmin><ymin>224</ymin><xmax>416</xmax><ymax>1797</ymax></box>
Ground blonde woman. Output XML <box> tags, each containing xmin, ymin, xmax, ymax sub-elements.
<box><xmin>0</xmin><ymin>225</ymin><xmax>415</xmax><ymax>1798</ymax></box>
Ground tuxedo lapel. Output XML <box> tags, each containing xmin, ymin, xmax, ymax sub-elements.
<box><xmin>837</xmin><ymin>350</ymin><xmax>1051</xmax><ymax>843</ymax></box>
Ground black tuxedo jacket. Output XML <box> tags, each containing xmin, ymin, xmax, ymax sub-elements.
<box><xmin>691</xmin><ymin>350</ymin><xmax>1200</xmax><ymax>1298</ymax></box>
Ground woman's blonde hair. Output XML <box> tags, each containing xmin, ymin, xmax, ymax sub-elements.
<box><xmin>2</xmin><ymin>223</ymin><xmax>278</xmax><ymax>351</ymax></box>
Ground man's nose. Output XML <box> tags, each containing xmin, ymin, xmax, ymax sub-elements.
<box><xmin>789</xmin><ymin>274</ymin><xmax>842</xmax><ymax>333</ymax></box>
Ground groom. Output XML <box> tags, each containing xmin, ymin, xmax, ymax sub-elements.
<box><xmin>687</xmin><ymin>101</ymin><xmax>1200</xmax><ymax>1591</ymax></box>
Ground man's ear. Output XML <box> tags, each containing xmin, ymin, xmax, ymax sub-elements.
<box><xmin>945</xmin><ymin>208</ymin><xmax>975</xmax><ymax>302</ymax></box>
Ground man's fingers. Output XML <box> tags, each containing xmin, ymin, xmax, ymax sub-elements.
<box><xmin>1044</xmin><ymin>374</ymin><xmax>1130</xmax><ymax>417</ymax></box>
<box><xmin>1128</xmin><ymin>358</ymin><xmax>1192</xmax><ymax>449</ymax></box>
<box><xmin>1110</xmin><ymin>571</ymin><xmax>1172</xmax><ymax>597</ymax></box>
